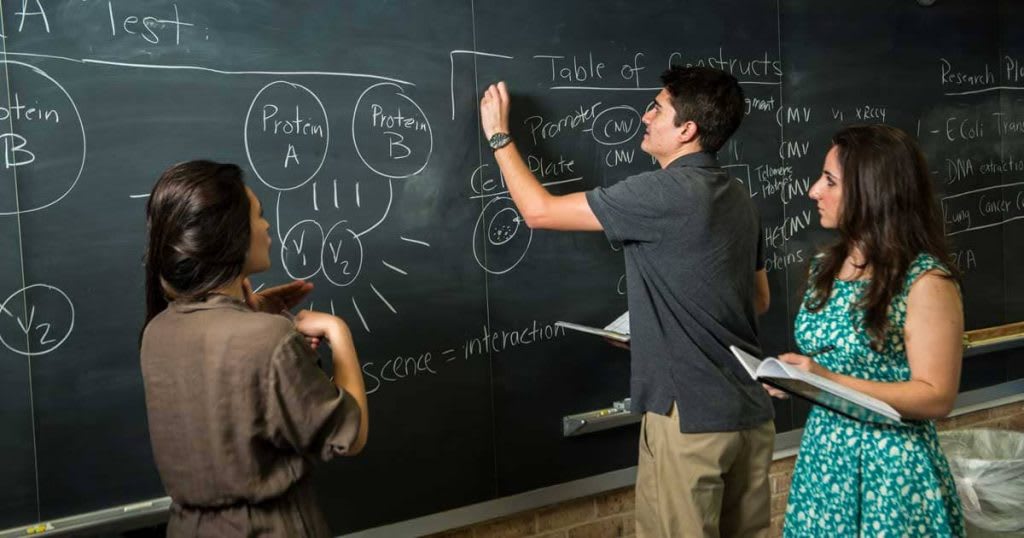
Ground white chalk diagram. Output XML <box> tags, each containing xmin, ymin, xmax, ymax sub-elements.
<box><xmin>0</xmin><ymin>284</ymin><xmax>74</xmax><ymax>357</ymax></box>
<box><xmin>246</xmin><ymin>80</ymin><xmax>434</xmax><ymax>332</ymax></box>
<box><xmin>468</xmin><ymin>103</ymin><xmax>642</xmax><ymax>275</ymax></box>
<box><xmin>589</xmin><ymin>105</ymin><xmax>643</xmax><ymax>146</ymax></box>
<box><xmin>0</xmin><ymin>61</ymin><xmax>83</xmax><ymax>357</ymax></box>
<box><xmin>0</xmin><ymin>60</ymin><xmax>86</xmax><ymax>216</ymax></box>
<box><xmin>244</xmin><ymin>81</ymin><xmax>330</xmax><ymax>191</ymax></box>
<box><xmin>471</xmin><ymin>192</ymin><xmax>532</xmax><ymax>275</ymax></box>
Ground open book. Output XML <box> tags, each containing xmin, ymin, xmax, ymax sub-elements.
<box><xmin>729</xmin><ymin>345</ymin><xmax>904</xmax><ymax>426</ymax></box>
<box><xmin>555</xmin><ymin>312</ymin><xmax>630</xmax><ymax>342</ymax></box>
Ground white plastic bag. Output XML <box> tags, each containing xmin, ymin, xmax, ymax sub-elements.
<box><xmin>939</xmin><ymin>429</ymin><xmax>1024</xmax><ymax>533</ymax></box>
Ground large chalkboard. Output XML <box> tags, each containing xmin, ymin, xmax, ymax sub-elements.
<box><xmin>0</xmin><ymin>0</ymin><xmax>1022</xmax><ymax>534</ymax></box>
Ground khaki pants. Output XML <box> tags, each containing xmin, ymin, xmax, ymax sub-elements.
<box><xmin>635</xmin><ymin>403</ymin><xmax>774</xmax><ymax>538</ymax></box>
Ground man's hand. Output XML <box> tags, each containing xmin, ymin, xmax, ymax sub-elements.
<box><xmin>762</xmin><ymin>383</ymin><xmax>788</xmax><ymax>399</ymax></box>
<box><xmin>603</xmin><ymin>337</ymin><xmax>631</xmax><ymax>351</ymax></box>
<box><xmin>480</xmin><ymin>81</ymin><xmax>511</xmax><ymax>139</ymax></box>
<box><xmin>244</xmin><ymin>278</ymin><xmax>314</xmax><ymax>314</ymax></box>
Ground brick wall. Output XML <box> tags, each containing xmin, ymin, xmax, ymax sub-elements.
<box><xmin>427</xmin><ymin>400</ymin><xmax>1024</xmax><ymax>538</ymax></box>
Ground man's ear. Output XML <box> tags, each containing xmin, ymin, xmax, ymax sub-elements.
<box><xmin>677</xmin><ymin>120</ymin><xmax>700</xmax><ymax>145</ymax></box>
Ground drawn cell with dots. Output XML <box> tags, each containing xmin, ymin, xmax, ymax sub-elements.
<box><xmin>473</xmin><ymin>197</ymin><xmax>532</xmax><ymax>275</ymax></box>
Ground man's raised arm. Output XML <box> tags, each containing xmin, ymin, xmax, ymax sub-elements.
<box><xmin>480</xmin><ymin>82</ymin><xmax>602</xmax><ymax>232</ymax></box>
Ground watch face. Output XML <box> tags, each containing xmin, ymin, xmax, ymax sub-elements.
<box><xmin>489</xmin><ymin>133</ymin><xmax>510</xmax><ymax>149</ymax></box>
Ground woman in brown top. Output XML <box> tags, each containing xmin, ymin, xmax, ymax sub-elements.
<box><xmin>140</xmin><ymin>160</ymin><xmax>368</xmax><ymax>537</ymax></box>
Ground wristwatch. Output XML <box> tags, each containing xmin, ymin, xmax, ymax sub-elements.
<box><xmin>488</xmin><ymin>132</ymin><xmax>512</xmax><ymax>150</ymax></box>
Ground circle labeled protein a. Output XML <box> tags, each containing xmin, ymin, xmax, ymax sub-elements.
<box><xmin>245</xmin><ymin>81</ymin><xmax>329</xmax><ymax>191</ymax></box>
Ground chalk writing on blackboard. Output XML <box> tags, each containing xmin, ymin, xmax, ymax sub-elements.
<box><xmin>0</xmin><ymin>284</ymin><xmax>74</xmax><ymax>357</ymax></box>
<box><xmin>244</xmin><ymin>80</ymin><xmax>329</xmax><ymax>192</ymax></box>
<box><xmin>0</xmin><ymin>61</ymin><xmax>85</xmax><ymax>216</ymax></box>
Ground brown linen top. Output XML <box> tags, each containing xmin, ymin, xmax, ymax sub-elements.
<box><xmin>140</xmin><ymin>294</ymin><xmax>360</xmax><ymax>537</ymax></box>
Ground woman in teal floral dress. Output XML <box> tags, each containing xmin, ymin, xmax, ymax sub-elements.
<box><xmin>774</xmin><ymin>125</ymin><xmax>966</xmax><ymax>537</ymax></box>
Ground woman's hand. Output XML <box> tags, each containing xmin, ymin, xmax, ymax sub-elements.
<box><xmin>480</xmin><ymin>81</ymin><xmax>511</xmax><ymax>139</ymax></box>
<box><xmin>763</xmin><ymin>352</ymin><xmax>831</xmax><ymax>399</ymax></box>
<box><xmin>293</xmin><ymin>310</ymin><xmax>350</xmax><ymax>349</ymax></box>
<box><xmin>244</xmin><ymin>278</ymin><xmax>314</xmax><ymax>314</ymax></box>
<box><xmin>778</xmin><ymin>352</ymin><xmax>828</xmax><ymax>378</ymax></box>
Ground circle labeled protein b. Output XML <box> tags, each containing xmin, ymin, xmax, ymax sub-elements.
<box><xmin>351</xmin><ymin>83</ymin><xmax>432</xmax><ymax>179</ymax></box>
<box><xmin>0</xmin><ymin>61</ymin><xmax>86</xmax><ymax>216</ymax></box>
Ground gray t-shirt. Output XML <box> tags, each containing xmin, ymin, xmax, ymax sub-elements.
<box><xmin>586</xmin><ymin>151</ymin><xmax>773</xmax><ymax>433</ymax></box>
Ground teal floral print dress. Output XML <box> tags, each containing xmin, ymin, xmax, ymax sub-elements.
<box><xmin>784</xmin><ymin>253</ymin><xmax>965</xmax><ymax>537</ymax></box>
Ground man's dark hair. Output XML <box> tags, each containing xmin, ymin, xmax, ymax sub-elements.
<box><xmin>659</xmin><ymin>66</ymin><xmax>744</xmax><ymax>153</ymax></box>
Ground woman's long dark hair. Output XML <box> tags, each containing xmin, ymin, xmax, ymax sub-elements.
<box><xmin>143</xmin><ymin>161</ymin><xmax>251</xmax><ymax>330</ymax></box>
<box><xmin>806</xmin><ymin>125</ymin><xmax>958</xmax><ymax>351</ymax></box>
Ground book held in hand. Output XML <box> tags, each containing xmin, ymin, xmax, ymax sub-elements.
<box><xmin>729</xmin><ymin>345</ymin><xmax>904</xmax><ymax>426</ymax></box>
<box><xmin>555</xmin><ymin>312</ymin><xmax>630</xmax><ymax>342</ymax></box>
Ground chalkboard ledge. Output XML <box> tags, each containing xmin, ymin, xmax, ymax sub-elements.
<box><xmin>341</xmin><ymin>380</ymin><xmax>1024</xmax><ymax>538</ymax></box>
<box><xmin>3</xmin><ymin>380</ymin><xmax>1021</xmax><ymax>538</ymax></box>
<box><xmin>0</xmin><ymin>498</ymin><xmax>170</xmax><ymax>538</ymax></box>
<box><xmin>964</xmin><ymin>321</ymin><xmax>1024</xmax><ymax>355</ymax></box>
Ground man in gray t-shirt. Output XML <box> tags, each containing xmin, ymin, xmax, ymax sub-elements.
<box><xmin>480</xmin><ymin>66</ymin><xmax>773</xmax><ymax>537</ymax></box>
